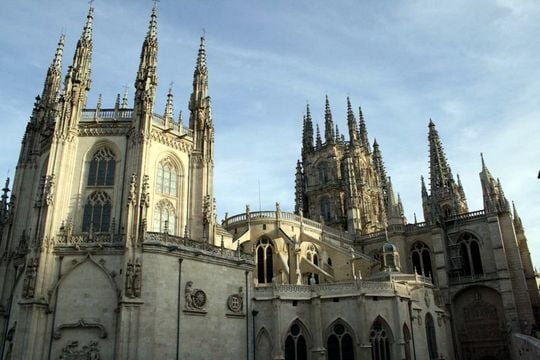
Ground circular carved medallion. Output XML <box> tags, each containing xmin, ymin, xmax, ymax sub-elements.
<box><xmin>227</xmin><ymin>295</ymin><xmax>243</xmax><ymax>312</ymax></box>
<box><xmin>192</xmin><ymin>289</ymin><xmax>207</xmax><ymax>309</ymax></box>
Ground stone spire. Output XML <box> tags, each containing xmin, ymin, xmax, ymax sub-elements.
<box><xmin>294</xmin><ymin>160</ymin><xmax>304</xmax><ymax>215</ymax></box>
<box><xmin>121</xmin><ymin>87</ymin><xmax>129</xmax><ymax>109</ymax></box>
<box><xmin>421</xmin><ymin>175</ymin><xmax>431</xmax><ymax>222</ymax></box>
<box><xmin>372</xmin><ymin>139</ymin><xmax>388</xmax><ymax>192</ymax></box>
<box><xmin>164</xmin><ymin>86</ymin><xmax>174</xmax><ymax>127</ymax></box>
<box><xmin>41</xmin><ymin>34</ymin><xmax>65</xmax><ymax>108</ymax></box>
<box><xmin>358</xmin><ymin>106</ymin><xmax>369</xmax><ymax>150</ymax></box>
<box><xmin>334</xmin><ymin>124</ymin><xmax>341</xmax><ymax>143</ymax></box>
<box><xmin>426</xmin><ymin>119</ymin><xmax>468</xmax><ymax>219</ymax></box>
<box><xmin>315</xmin><ymin>124</ymin><xmax>322</xmax><ymax>149</ymax></box>
<box><xmin>189</xmin><ymin>36</ymin><xmax>209</xmax><ymax>122</ymax></box>
<box><xmin>346</xmin><ymin>97</ymin><xmax>358</xmax><ymax>144</ymax></box>
<box><xmin>480</xmin><ymin>153</ymin><xmax>510</xmax><ymax>213</ymax></box>
<box><xmin>428</xmin><ymin>119</ymin><xmax>452</xmax><ymax>194</ymax></box>
<box><xmin>512</xmin><ymin>201</ymin><xmax>524</xmax><ymax>233</ymax></box>
<box><xmin>133</xmin><ymin>4</ymin><xmax>159</xmax><ymax>132</ymax></box>
<box><xmin>57</xmin><ymin>6</ymin><xmax>94</xmax><ymax>135</ymax></box>
<box><xmin>302</xmin><ymin>103</ymin><xmax>314</xmax><ymax>155</ymax></box>
<box><xmin>324</xmin><ymin>95</ymin><xmax>335</xmax><ymax>145</ymax></box>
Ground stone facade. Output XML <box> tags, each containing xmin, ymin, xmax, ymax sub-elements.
<box><xmin>0</xmin><ymin>5</ymin><xmax>537</xmax><ymax>360</ymax></box>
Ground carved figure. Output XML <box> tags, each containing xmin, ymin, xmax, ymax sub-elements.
<box><xmin>185</xmin><ymin>281</ymin><xmax>194</xmax><ymax>309</ymax></box>
<box><xmin>185</xmin><ymin>281</ymin><xmax>207</xmax><ymax>310</ymax></box>
<box><xmin>125</xmin><ymin>262</ymin><xmax>134</xmax><ymax>298</ymax></box>
<box><xmin>133</xmin><ymin>259</ymin><xmax>142</xmax><ymax>297</ymax></box>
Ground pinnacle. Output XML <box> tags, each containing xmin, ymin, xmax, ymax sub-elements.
<box><xmin>196</xmin><ymin>36</ymin><xmax>207</xmax><ymax>70</ymax></box>
<box><xmin>82</xmin><ymin>6</ymin><xmax>94</xmax><ymax>41</ymax></box>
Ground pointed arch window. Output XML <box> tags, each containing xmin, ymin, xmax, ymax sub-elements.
<box><xmin>327</xmin><ymin>322</ymin><xmax>355</xmax><ymax>360</ymax></box>
<box><xmin>82</xmin><ymin>191</ymin><xmax>112</xmax><ymax>232</ymax></box>
<box><xmin>410</xmin><ymin>242</ymin><xmax>433</xmax><ymax>277</ymax></box>
<box><xmin>153</xmin><ymin>200</ymin><xmax>176</xmax><ymax>235</ymax></box>
<box><xmin>458</xmin><ymin>233</ymin><xmax>483</xmax><ymax>276</ymax></box>
<box><xmin>285</xmin><ymin>322</ymin><xmax>308</xmax><ymax>360</ymax></box>
<box><xmin>403</xmin><ymin>324</ymin><xmax>412</xmax><ymax>360</ymax></box>
<box><xmin>87</xmin><ymin>147</ymin><xmax>115</xmax><ymax>186</ymax></box>
<box><xmin>370</xmin><ymin>317</ymin><xmax>392</xmax><ymax>360</ymax></box>
<box><xmin>156</xmin><ymin>160</ymin><xmax>178</xmax><ymax>196</ymax></box>
<box><xmin>306</xmin><ymin>244</ymin><xmax>320</xmax><ymax>284</ymax></box>
<box><xmin>256</xmin><ymin>238</ymin><xmax>274</xmax><ymax>284</ymax></box>
<box><xmin>425</xmin><ymin>313</ymin><xmax>438</xmax><ymax>359</ymax></box>
<box><xmin>320</xmin><ymin>197</ymin><xmax>331</xmax><ymax>221</ymax></box>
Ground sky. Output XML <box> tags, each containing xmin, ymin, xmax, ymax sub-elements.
<box><xmin>0</xmin><ymin>1</ymin><xmax>538</xmax><ymax>265</ymax></box>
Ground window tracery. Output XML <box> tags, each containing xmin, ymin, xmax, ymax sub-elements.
<box><xmin>458</xmin><ymin>233</ymin><xmax>483</xmax><ymax>276</ymax></box>
<box><xmin>425</xmin><ymin>313</ymin><xmax>438</xmax><ymax>359</ymax></box>
<box><xmin>153</xmin><ymin>200</ymin><xmax>176</xmax><ymax>234</ymax></box>
<box><xmin>327</xmin><ymin>321</ymin><xmax>355</xmax><ymax>360</ymax></box>
<box><xmin>410</xmin><ymin>242</ymin><xmax>433</xmax><ymax>277</ymax></box>
<box><xmin>285</xmin><ymin>322</ymin><xmax>308</xmax><ymax>360</ymax></box>
<box><xmin>87</xmin><ymin>147</ymin><xmax>115</xmax><ymax>186</ymax></box>
<box><xmin>370</xmin><ymin>317</ymin><xmax>392</xmax><ymax>360</ymax></box>
<box><xmin>156</xmin><ymin>159</ymin><xmax>178</xmax><ymax>196</ymax></box>
<box><xmin>256</xmin><ymin>238</ymin><xmax>274</xmax><ymax>284</ymax></box>
<box><xmin>82</xmin><ymin>191</ymin><xmax>112</xmax><ymax>232</ymax></box>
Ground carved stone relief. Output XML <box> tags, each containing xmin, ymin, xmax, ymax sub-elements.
<box><xmin>53</xmin><ymin>319</ymin><xmax>107</xmax><ymax>340</ymax></box>
<box><xmin>227</xmin><ymin>287</ymin><xmax>244</xmax><ymax>313</ymax></box>
<box><xmin>184</xmin><ymin>281</ymin><xmax>207</xmax><ymax>312</ymax></box>
<box><xmin>125</xmin><ymin>258</ymin><xmax>141</xmax><ymax>298</ymax></box>
<box><xmin>58</xmin><ymin>340</ymin><xmax>100</xmax><ymax>360</ymax></box>
<box><xmin>22</xmin><ymin>257</ymin><xmax>39</xmax><ymax>298</ymax></box>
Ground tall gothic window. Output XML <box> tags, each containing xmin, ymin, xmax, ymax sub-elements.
<box><xmin>403</xmin><ymin>324</ymin><xmax>412</xmax><ymax>360</ymax></box>
<box><xmin>82</xmin><ymin>191</ymin><xmax>112</xmax><ymax>232</ymax></box>
<box><xmin>285</xmin><ymin>322</ymin><xmax>308</xmax><ymax>360</ymax></box>
<box><xmin>410</xmin><ymin>242</ymin><xmax>433</xmax><ymax>277</ymax></box>
<box><xmin>318</xmin><ymin>163</ymin><xmax>329</xmax><ymax>184</ymax></box>
<box><xmin>425</xmin><ymin>313</ymin><xmax>438</xmax><ymax>359</ymax></box>
<box><xmin>459</xmin><ymin>233</ymin><xmax>483</xmax><ymax>276</ymax></box>
<box><xmin>306</xmin><ymin>245</ymin><xmax>320</xmax><ymax>284</ymax></box>
<box><xmin>327</xmin><ymin>322</ymin><xmax>355</xmax><ymax>360</ymax></box>
<box><xmin>256</xmin><ymin>238</ymin><xmax>274</xmax><ymax>284</ymax></box>
<box><xmin>153</xmin><ymin>200</ymin><xmax>176</xmax><ymax>234</ymax></box>
<box><xmin>370</xmin><ymin>317</ymin><xmax>392</xmax><ymax>360</ymax></box>
<box><xmin>320</xmin><ymin>197</ymin><xmax>331</xmax><ymax>221</ymax></box>
<box><xmin>87</xmin><ymin>147</ymin><xmax>115</xmax><ymax>186</ymax></box>
<box><xmin>156</xmin><ymin>160</ymin><xmax>178</xmax><ymax>196</ymax></box>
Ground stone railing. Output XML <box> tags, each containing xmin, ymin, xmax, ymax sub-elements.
<box><xmin>254</xmin><ymin>279</ymin><xmax>419</xmax><ymax>299</ymax></box>
<box><xmin>447</xmin><ymin>272</ymin><xmax>498</xmax><ymax>285</ymax></box>
<box><xmin>56</xmin><ymin>232</ymin><xmax>124</xmax><ymax>247</ymax></box>
<box><xmin>144</xmin><ymin>231</ymin><xmax>254</xmax><ymax>262</ymax></box>
<box><xmin>151</xmin><ymin>113</ymin><xmax>193</xmax><ymax>137</ymax></box>
<box><xmin>445</xmin><ymin>210</ymin><xmax>486</xmax><ymax>224</ymax></box>
<box><xmin>511</xmin><ymin>334</ymin><xmax>540</xmax><ymax>360</ymax></box>
<box><xmin>81</xmin><ymin>108</ymin><xmax>133</xmax><ymax>121</ymax></box>
<box><xmin>224</xmin><ymin>210</ymin><xmax>355</xmax><ymax>246</ymax></box>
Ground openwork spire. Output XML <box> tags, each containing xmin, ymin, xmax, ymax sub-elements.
<box><xmin>302</xmin><ymin>103</ymin><xmax>314</xmax><ymax>154</ymax></box>
<box><xmin>372</xmin><ymin>138</ymin><xmax>388</xmax><ymax>193</ymax></box>
<box><xmin>315</xmin><ymin>124</ymin><xmax>322</xmax><ymax>148</ymax></box>
<box><xmin>358</xmin><ymin>106</ymin><xmax>369</xmax><ymax>150</ymax></box>
<box><xmin>134</xmin><ymin>4</ymin><xmax>159</xmax><ymax>130</ymax></box>
<box><xmin>428</xmin><ymin>119</ymin><xmax>453</xmax><ymax>193</ymax></box>
<box><xmin>196</xmin><ymin>36</ymin><xmax>207</xmax><ymax>73</ymax></box>
<box><xmin>41</xmin><ymin>34</ymin><xmax>65</xmax><ymax>106</ymax></box>
<box><xmin>164</xmin><ymin>86</ymin><xmax>174</xmax><ymax>125</ymax></box>
<box><xmin>346</xmin><ymin>97</ymin><xmax>358</xmax><ymax>144</ymax></box>
<box><xmin>324</xmin><ymin>95</ymin><xmax>335</xmax><ymax>144</ymax></box>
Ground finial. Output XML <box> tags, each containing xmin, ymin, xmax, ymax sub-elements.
<box><xmin>373</xmin><ymin>138</ymin><xmax>379</xmax><ymax>147</ymax></box>
<box><xmin>115</xmin><ymin>93</ymin><xmax>121</xmax><ymax>109</ymax></box>
<box><xmin>147</xmin><ymin>1</ymin><xmax>158</xmax><ymax>38</ymax></box>
<box><xmin>480</xmin><ymin>152</ymin><xmax>486</xmax><ymax>170</ymax></box>
<box><xmin>121</xmin><ymin>86</ymin><xmax>129</xmax><ymax>109</ymax></box>
<box><xmin>196</xmin><ymin>35</ymin><xmax>207</xmax><ymax>70</ymax></box>
<box><xmin>178</xmin><ymin>110</ymin><xmax>184</xmax><ymax>126</ymax></box>
<box><xmin>53</xmin><ymin>34</ymin><xmax>65</xmax><ymax>68</ymax></box>
<box><xmin>428</xmin><ymin>118</ymin><xmax>435</xmax><ymax>127</ymax></box>
<box><xmin>82</xmin><ymin>5</ymin><xmax>94</xmax><ymax>41</ymax></box>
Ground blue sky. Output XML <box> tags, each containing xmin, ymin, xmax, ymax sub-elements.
<box><xmin>1</xmin><ymin>1</ymin><xmax>539</xmax><ymax>265</ymax></box>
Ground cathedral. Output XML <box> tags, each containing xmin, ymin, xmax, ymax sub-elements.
<box><xmin>0</xmin><ymin>5</ymin><xmax>538</xmax><ymax>360</ymax></box>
